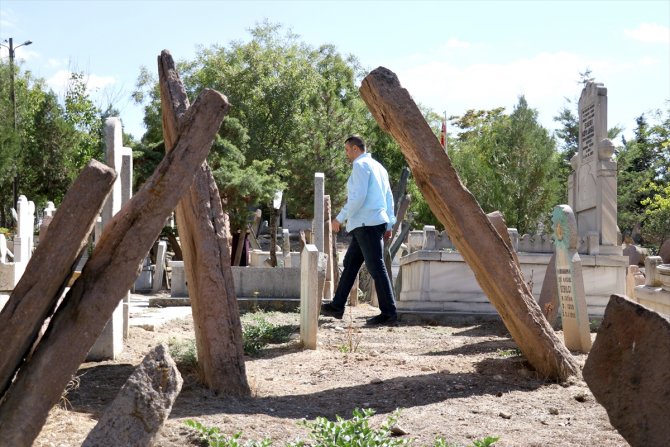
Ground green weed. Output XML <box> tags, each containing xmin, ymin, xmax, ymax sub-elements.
<box><xmin>167</xmin><ymin>337</ymin><xmax>198</xmax><ymax>371</ymax></box>
<box><xmin>242</xmin><ymin>314</ymin><xmax>296</xmax><ymax>355</ymax></box>
<box><xmin>496</xmin><ymin>348</ymin><xmax>522</xmax><ymax>358</ymax></box>
<box><xmin>186</xmin><ymin>408</ymin><xmax>500</xmax><ymax>447</ymax></box>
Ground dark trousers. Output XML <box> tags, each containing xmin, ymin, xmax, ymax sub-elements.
<box><xmin>331</xmin><ymin>223</ymin><xmax>397</xmax><ymax>316</ymax></box>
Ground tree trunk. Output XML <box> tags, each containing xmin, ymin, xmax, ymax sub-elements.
<box><xmin>158</xmin><ymin>50</ymin><xmax>249</xmax><ymax>396</ymax></box>
<box><xmin>0</xmin><ymin>87</ymin><xmax>229</xmax><ymax>446</ymax></box>
<box><xmin>359</xmin><ymin>66</ymin><xmax>578</xmax><ymax>381</ymax></box>
<box><xmin>0</xmin><ymin>160</ymin><xmax>116</xmax><ymax>400</ymax></box>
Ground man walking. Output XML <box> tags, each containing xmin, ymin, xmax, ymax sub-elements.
<box><xmin>321</xmin><ymin>135</ymin><xmax>398</xmax><ymax>325</ymax></box>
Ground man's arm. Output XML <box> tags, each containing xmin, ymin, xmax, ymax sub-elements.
<box><xmin>384</xmin><ymin>171</ymin><xmax>396</xmax><ymax>231</ymax></box>
<box><xmin>335</xmin><ymin>162</ymin><xmax>369</xmax><ymax>229</ymax></box>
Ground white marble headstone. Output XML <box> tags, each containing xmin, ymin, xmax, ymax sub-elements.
<box><xmin>552</xmin><ymin>204</ymin><xmax>592</xmax><ymax>353</ymax></box>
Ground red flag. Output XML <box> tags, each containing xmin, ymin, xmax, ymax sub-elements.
<box><xmin>440</xmin><ymin>116</ymin><xmax>447</xmax><ymax>149</ymax></box>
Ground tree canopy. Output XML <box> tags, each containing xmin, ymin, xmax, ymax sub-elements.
<box><xmin>447</xmin><ymin>97</ymin><xmax>562</xmax><ymax>235</ymax></box>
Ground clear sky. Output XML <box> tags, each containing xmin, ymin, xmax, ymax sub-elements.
<box><xmin>1</xmin><ymin>0</ymin><xmax>669</xmax><ymax>142</ymax></box>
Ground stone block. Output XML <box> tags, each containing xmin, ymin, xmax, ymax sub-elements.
<box><xmin>634</xmin><ymin>285</ymin><xmax>670</xmax><ymax>316</ymax></box>
<box><xmin>583</xmin><ymin>294</ymin><xmax>670</xmax><ymax>447</ymax></box>
<box><xmin>169</xmin><ymin>260</ymin><xmax>187</xmax><ymax>297</ymax></box>
<box><xmin>82</xmin><ymin>344</ymin><xmax>183</xmax><ymax>447</ymax></box>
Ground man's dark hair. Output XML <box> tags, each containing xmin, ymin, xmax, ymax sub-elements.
<box><xmin>345</xmin><ymin>135</ymin><xmax>366</xmax><ymax>152</ymax></box>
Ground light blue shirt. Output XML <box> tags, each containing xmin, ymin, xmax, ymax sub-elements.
<box><xmin>336</xmin><ymin>152</ymin><xmax>396</xmax><ymax>232</ymax></box>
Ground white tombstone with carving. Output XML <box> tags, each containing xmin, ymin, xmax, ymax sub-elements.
<box><xmin>568</xmin><ymin>82</ymin><xmax>620</xmax><ymax>255</ymax></box>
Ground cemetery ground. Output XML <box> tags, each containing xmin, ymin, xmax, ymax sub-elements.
<box><xmin>34</xmin><ymin>300</ymin><xmax>628</xmax><ymax>447</ymax></box>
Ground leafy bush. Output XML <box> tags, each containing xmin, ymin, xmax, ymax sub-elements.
<box><xmin>300</xmin><ymin>408</ymin><xmax>409</xmax><ymax>447</ymax></box>
<box><xmin>242</xmin><ymin>314</ymin><xmax>296</xmax><ymax>355</ymax></box>
<box><xmin>185</xmin><ymin>419</ymin><xmax>277</xmax><ymax>447</ymax></box>
<box><xmin>167</xmin><ymin>337</ymin><xmax>198</xmax><ymax>371</ymax></box>
<box><xmin>186</xmin><ymin>408</ymin><xmax>500</xmax><ymax>447</ymax></box>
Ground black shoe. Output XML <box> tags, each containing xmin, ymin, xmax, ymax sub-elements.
<box><xmin>365</xmin><ymin>313</ymin><xmax>398</xmax><ymax>326</ymax></box>
<box><xmin>321</xmin><ymin>302</ymin><xmax>344</xmax><ymax>319</ymax></box>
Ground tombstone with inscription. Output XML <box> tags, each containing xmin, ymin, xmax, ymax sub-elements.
<box><xmin>568</xmin><ymin>82</ymin><xmax>619</xmax><ymax>255</ymax></box>
<box><xmin>88</xmin><ymin>117</ymin><xmax>133</xmax><ymax>360</ymax></box>
<box><xmin>552</xmin><ymin>205</ymin><xmax>592</xmax><ymax>353</ymax></box>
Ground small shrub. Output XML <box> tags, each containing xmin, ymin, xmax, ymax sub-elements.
<box><xmin>185</xmin><ymin>409</ymin><xmax>499</xmax><ymax>447</ymax></box>
<box><xmin>185</xmin><ymin>419</ymin><xmax>275</xmax><ymax>447</ymax></box>
<box><xmin>434</xmin><ymin>436</ymin><xmax>500</xmax><ymax>447</ymax></box>
<box><xmin>168</xmin><ymin>337</ymin><xmax>198</xmax><ymax>371</ymax></box>
<box><xmin>300</xmin><ymin>408</ymin><xmax>410</xmax><ymax>447</ymax></box>
<box><xmin>496</xmin><ymin>348</ymin><xmax>522</xmax><ymax>358</ymax></box>
<box><xmin>242</xmin><ymin>314</ymin><xmax>296</xmax><ymax>355</ymax></box>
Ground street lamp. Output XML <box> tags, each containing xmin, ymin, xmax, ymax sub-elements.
<box><xmin>1</xmin><ymin>37</ymin><xmax>33</xmax><ymax>210</ymax></box>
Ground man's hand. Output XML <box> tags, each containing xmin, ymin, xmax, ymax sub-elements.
<box><xmin>384</xmin><ymin>230</ymin><xmax>392</xmax><ymax>241</ymax></box>
<box><xmin>332</xmin><ymin>219</ymin><xmax>341</xmax><ymax>233</ymax></box>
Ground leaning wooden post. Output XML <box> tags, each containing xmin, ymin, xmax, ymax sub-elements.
<box><xmin>0</xmin><ymin>161</ymin><xmax>116</xmax><ymax>400</ymax></box>
<box><xmin>158</xmin><ymin>50</ymin><xmax>249</xmax><ymax>396</ymax></box>
<box><xmin>0</xmin><ymin>88</ymin><xmax>229</xmax><ymax>446</ymax></box>
<box><xmin>359</xmin><ymin>66</ymin><xmax>578</xmax><ymax>380</ymax></box>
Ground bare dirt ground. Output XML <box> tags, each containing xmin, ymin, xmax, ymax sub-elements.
<box><xmin>35</xmin><ymin>304</ymin><xmax>627</xmax><ymax>447</ymax></box>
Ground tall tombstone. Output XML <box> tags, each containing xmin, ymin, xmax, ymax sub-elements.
<box><xmin>323</xmin><ymin>195</ymin><xmax>334</xmax><ymax>300</ymax></box>
<box><xmin>89</xmin><ymin>117</ymin><xmax>126</xmax><ymax>360</ymax></box>
<box><xmin>0</xmin><ymin>234</ymin><xmax>7</xmax><ymax>264</ymax></box>
<box><xmin>300</xmin><ymin>244</ymin><xmax>319</xmax><ymax>349</ymax></box>
<box><xmin>282</xmin><ymin>228</ymin><xmax>291</xmax><ymax>268</ymax></box>
<box><xmin>120</xmin><ymin>146</ymin><xmax>133</xmax><ymax>339</ymax></box>
<box><xmin>568</xmin><ymin>82</ymin><xmax>619</xmax><ymax>255</ymax></box>
<box><xmin>14</xmin><ymin>195</ymin><xmax>35</xmax><ymax>264</ymax></box>
<box><xmin>313</xmin><ymin>173</ymin><xmax>325</xmax><ymax>254</ymax></box>
<box><xmin>152</xmin><ymin>241</ymin><xmax>168</xmax><ymax>293</ymax></box>
<box><xmin>552</xmin><ymin>205</ymin><xmax>592</xmax><ymax>353</ymax></box>
<box><xmin>39</xmin><ymin>201</ymin><xmax>57</xmax><ymax>241</ymax></box>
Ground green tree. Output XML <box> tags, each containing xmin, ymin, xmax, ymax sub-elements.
<box><xmin>134</xmin><ymin>22</ymin><xmax>370</xmax><ymax>230</ymax></box>
<box><xmin>0</xmin><ymin>60</ymin><xmax>108</xmax><ymax>225</ymax></box>
<box><xmin>63</xmin><ymin>72</ymin><xmax>104</xmax><ymax>168</ymax></box>
<box><xmin>617</xmin><ymin>107</ymin><xmax>670</xmax><ymax>243</ymax></box>
<box><xmin>449</xmin><ymin>97</ymin><xmax>562</xmax><ymax>234</ymax></box>
<box><xmin>640</xmin><ymin>182</ymin><xmax>670</xmax><ymax>250</ymax></box>
<box><xmin>20</xmin><ymin>87</ymin><xmax>76</xmax><ymax>206</ymax></box>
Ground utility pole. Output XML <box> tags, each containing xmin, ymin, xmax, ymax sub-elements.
<box><xmin>1</xmin><ymin>37</ymin><xmax>33</xmax><ymax>210</ymax></box>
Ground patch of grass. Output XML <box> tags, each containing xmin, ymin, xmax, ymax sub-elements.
<box><xmin>186</xmin><ymin>408</ymin><xmax>500</xmax><ymax>447</ymax></box>
<box><xmin>300</xmin><ymin>408</ymin><xmax>409</xmax><ymax>446</ymax></box>
<box><xmin>337</xmin><ymin>309</ymin><xmax>363</xmax><ymax>353</ymax></box>
<box><xmin>435</xmin><ymin>436</ymin><xmax>500</xmax><ymax>447</ymax></box>
<box><xmin>496</xmin><ymin>348</ymin><xmax>522</xmax><ymax>358</ymax></box>
<box><xmin>185</xmin><ymin>420</ymin><xmax>276</xmax><ymax>447</ymax></box>
<box><xmin>242</xmin><ymin>314</ymin><xmax>297</xmax><ymax>355</ymax></box>
<box><xmin>167</xmin><ymin>337</ymin><xmax>198</xmax><ymax>371</ymax></box>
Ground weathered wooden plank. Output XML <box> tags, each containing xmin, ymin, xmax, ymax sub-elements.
<box><xmin>0</xmin><ymin>87</ymin><xmax>228</xmax><ymax>446</ymax></box>
<box><xmin>158</xmin><ymin>50</ymin><xmax>249</xmax><ymax>395</ymax></box>
<box><xmin>0</xmin><ymin>160</ymin><xmax>116</xmax><ymax>400</ymax></box>
<box><xmin>359</xmin><ymin>66</ymin><xmax>578</xmax><ymax>380</ymax></box>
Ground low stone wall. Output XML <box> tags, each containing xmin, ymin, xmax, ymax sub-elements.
<box><xmin>169</xmin><ymin>264</ymin><xmax>300</xmax><ymax>300</ymax></box>
<box><xmin>0</xmin><ymin>263</ymin><xmax>26</xmax><ymax>293</ymax></box>
<box><xmin>634</xmin><ymin>257</ymin><xmax>670</xmax><ymax>316</ymax></box>
<box><xmin>398</xmin><ymin>249</ymin><xmax>628</xmax><ymax>318</ymax></box>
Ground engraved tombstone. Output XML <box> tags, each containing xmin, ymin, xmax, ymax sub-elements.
<box><xmin>552</xmin><ymin>205</ymin><xmax>592</xmax><ymax>353</ymax></box>
<box><xmin>567</xmin><ymin>82</ymin><xmax>619</xmax><ymax>255</ymax></box>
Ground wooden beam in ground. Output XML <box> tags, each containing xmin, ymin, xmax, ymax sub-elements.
<box><xmin>0</xmin><ymin>87</ymin><xmax>228</xmax><ymax>447</ymax></box>
<box><xmin>0</xmin><ymin>160</ymin><xmax>116</xmax><ymax>400</ymax></box>
<box><xmin>158</xmin><ymin>50</ymin><xmax>249</xmax><ymax>396</ymax></box>
<box><xmin>359</xmin><ymin>66</ymin><xmax>578</xmax><ymax>381</ymax></box>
